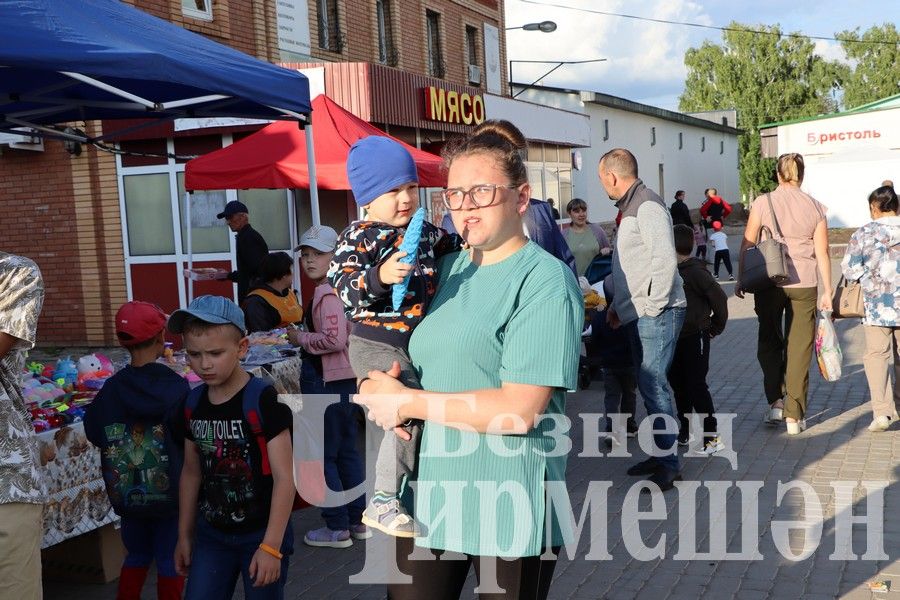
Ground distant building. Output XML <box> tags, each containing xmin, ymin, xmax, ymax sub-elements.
<box><xmin>759</xmin><ymin>94</ymin><xmax>900</xmax><ymax>227</ymax></box>
<box><xmin>512</xmin><ymin>84</ymin><xmax>741</xmax><ymax>224</ymax></box>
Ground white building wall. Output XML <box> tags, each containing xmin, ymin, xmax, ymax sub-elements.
<box><xmin>515</xmin><ymin>87</ymin><xmax>740</xmax><ymax>224</ymax></box>
<box><xmin>775</xmin><ymin>107</ymin><xmax>899</xmax><ymax>227</ymax></box>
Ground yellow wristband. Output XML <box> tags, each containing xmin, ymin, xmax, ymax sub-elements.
<box><xmin>258</xmin><ymin>543</ymin><xmax>283</xmax><ymax>560</ymax></box>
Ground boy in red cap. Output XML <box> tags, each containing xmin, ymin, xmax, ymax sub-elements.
<box><xmin>708</xmin><ymin>221</ymin><xmax>734</xmax><ymax>281</ymax></box>
<box><xmin>84</xmin><ymin>301</ymin><xmax>190</xmax><ymax>600</ymax></box>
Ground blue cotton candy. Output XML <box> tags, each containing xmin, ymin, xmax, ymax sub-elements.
<box><xmin>392</xmin><ymin>207</ymin><xmax>425</xmax><ymax>310</ymax></box>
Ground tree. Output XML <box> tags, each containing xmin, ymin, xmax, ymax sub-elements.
<box><xmin>679</xmin><ymin>23</ymin><xmax>844</xmax><ymax>200</ymax></box>
<box><xmin>837</xmin><ymin>23</ymin><xmax>900</xmax><ymax>109</ymax></box>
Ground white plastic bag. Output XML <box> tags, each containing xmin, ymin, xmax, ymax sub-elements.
<box><xmin>815</xmin><ymin>310</ymin><xmax>842</xmax><ymax>381</ymax></box>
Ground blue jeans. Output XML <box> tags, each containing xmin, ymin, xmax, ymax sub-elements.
<box><xmin>300</xmin><ymin>360</ymin><xmax>366</xmax><ymax>531</ymax></box>
<box><xmin>120</xmin><ymin>514</ymin><xmax>178</xmax><ymax>577</ymax></box>
<box><xmin>625</xmin><ymin>307</ymin><xmax>685</xmax><ymax>473</ymax></box>
<box><xmin>184</xmin><ymin>517</ymin><xmax>293</xmax><ymax>600</ymax></box>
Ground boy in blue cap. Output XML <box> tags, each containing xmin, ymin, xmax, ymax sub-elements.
<box><xmin>168</xmin><ymin>295</ymin><xmax>295</xmax><ymax>599</ymax></box>
<box><xmin>328</xmin><ymin>136</ymin><xmax>460</xmax><ymax>539</ymax></box>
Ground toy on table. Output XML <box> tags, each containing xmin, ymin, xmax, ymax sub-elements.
<box><xmin>53</xmin><ymin>356</ymin><xmax>78</xmax><ymax>387</ymax></box>
<box><xmin>76</xmin><ymin>353</ymin><xmax>113</xmax><ymax>388</ymax></box>
<box><xmin>392</xmin><ymin>207</ymin><xmax>424</xmax><ymax>311</ymax></box>
<box><xmin>163</xmin><ymin>342</ymin><xmax>175</xmax><ymax>364</ymax></box>
<box><xmin>27</xmin><ymin>362</ymin><xmax>44</xmax><ymax>376</ymax></box>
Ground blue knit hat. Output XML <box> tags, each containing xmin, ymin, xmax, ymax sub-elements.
<box><xmin>347</xmin><ymin>136</ymin><xmax>419</xmax><ymax>207</ymax></box>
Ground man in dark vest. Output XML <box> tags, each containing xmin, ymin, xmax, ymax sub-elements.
<box><xmin>217</xmin><ymin>201</ymin><xmax>269</xmax><ymax>304</ymax></box>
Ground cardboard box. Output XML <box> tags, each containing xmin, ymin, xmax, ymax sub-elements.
<box><xmin>41</xmin><ymin>523</ymin><xmax>124</xmax><ymax>584</ymax></box>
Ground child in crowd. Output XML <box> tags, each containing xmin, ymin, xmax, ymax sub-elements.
<box><xmin>709</xmin><ymin>220</ymin><xmax>734</xmax><ymax>280</ymax></box>
<box><xmin>288</xmin><ymin>226</ymin><xmax>370</xmax><ymax>548</ymax></box>
<box><xmin>589</xmin><ymin>276</ymin><xmax>638</xmax><ymax>441</ymax></box>
<box><xmin>169</xmin><ymin>295</ymin><xmax>295</xmax><ymax>600</ymax></box>
<box><xmin>84</xmin><ymin>301</ymin><xmax>190</xmax><ymax>600</ymax></box>
<box><xmin>329</xmin><ymin>136</ymin><xmax>460</xmax><ymax>537</ymax></box>
<box><xmin>669</xmin><ymin>225</ymin><xmax>729</xmax><ymax>455</ymax></box>
<box><xmin>693</xmin><ymin>220</ymin><xmax>708</xmax><ymax>262</ymax></box>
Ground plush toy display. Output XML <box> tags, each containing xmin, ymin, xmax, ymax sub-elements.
<box><xmin>52</xmin><ymin>356</ymin><xmax>78</xmax><ymax>387</ymax></box>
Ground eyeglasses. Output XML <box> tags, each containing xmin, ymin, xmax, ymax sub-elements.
<box><xmin>441</xmin><ymin>183</ymin><xmax>519</xmax><ymax>211</ymax></box>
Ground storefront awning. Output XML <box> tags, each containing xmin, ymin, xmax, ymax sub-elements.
<box><xmin>0</xmin><ymin>0</ymin><xmax>311</xmax><ymax>141</ymax></box>
<box><xmin>185</xmin><ymin>94</ymin><xmax>445</xmax><ymax>191</ymax></box>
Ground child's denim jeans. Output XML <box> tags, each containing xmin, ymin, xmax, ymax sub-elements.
<box><xmin>184</xmin><ymin>516</ymin><xmax>293</xmax><ymax>600</ymax></box>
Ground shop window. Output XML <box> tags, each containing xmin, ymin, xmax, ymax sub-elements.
<box><xmin>376</xmin><ymin>0</ymin><xmax>397</xmax><ymax>66</ymax></box>
<box><xmin>182</xmin><ymin>0</ymin><xmax>212</xmax><ymax>21</ymax></box>
<box><xmin>466</xmin><ymin>25</ymin><xmax>481</xmax><ymax>85</ymax></box>
<box><xmin>123</xmin><ymin>174</ymin><xmax>176</xmax><ymax>256</ymax></box>
<box><xmin>426</xmin><ymin>10</ymin><xmax>444</xmax><ymax>78</ymax></box>
<box><xmin>651</xmin><ymin>127</ymin><xmax>656</xmax><ymax>147</ymax></box>
<box><xmin>678</xmin><ymin>132</ymin><xmax>683</xmax><ymax>150</ymax></box>
<box><xmin>318</xmin><ymin>0</ymin><xmax>342</xmax><ymax>52</ymax></box>
<box><xmin>527</xmin><ymin>143</ymin><xmax>543</xmax><ymax>162</ymax></box>
<box><xmin>238</xmin><ymin>189</ymin><xmax>292</xmax><ymax>250</ymax></box>
<box><xmin>701</xmin><ymin>136</ymin><xmax>706</xmax><ymax>152</ymax></box>
<box><xmin>176</xmin><ymin>173</ymin><xmax>230</xmax><ymax>254</ymax></box>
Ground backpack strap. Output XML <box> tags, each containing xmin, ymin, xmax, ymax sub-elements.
<box><xmin>241</xmin><ymin>376</ymin><xmax>272</xmax><ymax>476</ymax></box>
<box><xmin>183</xmin><ymin>384</ymin><xmax>205</xmax><ymax>427</ymax></box>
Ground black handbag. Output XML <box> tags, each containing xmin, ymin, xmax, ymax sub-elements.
<box><xmin>740</xmin><ymin>194</ymin><xmax>789</xmax><ymax>293</ymax></box>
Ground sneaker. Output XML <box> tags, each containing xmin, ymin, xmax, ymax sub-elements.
<box><xmin>728</xmin><ymin>275</ymin><xmax>735</xmax><ymax>281</ymax></box>
<box><xmin>765</xmin><ymin>403</ymin><xmax>784</xmax><ymax>425</ymax></box>
<box><xmin>677</xmin><ymin>428</ymin><xmax>691</xmax><ymax>447</ymax></box>
<box><xmin>868</xmin><ymin>414</ymin><xmax>897</xmax><ymax>432</ymax></box>
<box><xmin>626</xmin><ymin>419</ymin><xmax>638</xmax><ymax>438</ymax></box>
<box><xmin>350</xmin><ymin>523</ymin><xmax>372</xmax><ymax>540</ymax></box>
<box><xmin>626</xmin><ymin>457</ymin><xmax>660</xmax><ymax>476</ymax></box>
<box><xmin>361</xmin><ymin>498</ymin><xmax>417</xmax><ymax>538</ymax></box>
<box><xmin>641</xmin><ymin>469</ymin><xmax>682</xmax><ymax>492</ymax></box>
<box><xmin>692</xmin><ymin>437</ymin><xmax>725</xmax><ymax>456</ymax></box>
<box><xmin>785</xmin><ymin>419</ymin><xmax>806</xmax><ymax>435</ymax></box>
<box><xmin>304</xmin><ymin>527</ymin><xmax>352</xmax><ymax>549</ymax></box>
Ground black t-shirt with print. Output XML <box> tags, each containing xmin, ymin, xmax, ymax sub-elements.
<box><xmin>181</xmin><ymin>383</ymin><xmax>292</xmax><ymax>533</ymax></box>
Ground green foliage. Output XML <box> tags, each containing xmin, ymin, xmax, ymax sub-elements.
<box><xmin>837</xmin><ymin>23</ymin><xmax>900</xmax><ymax>109</ymax></box>
<box><xmin>679</xmin><ymin>22</ymin><xmax>845</xmax><ymax>200</ymax></box>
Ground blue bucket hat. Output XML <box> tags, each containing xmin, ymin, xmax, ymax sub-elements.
<box><xmin>167</xmin><ymin>295</ymin><xmax>246</xmax><ymax>334</ymax></box>
<box><xmin>347</xmin><ymin>136</ymin><xmax>418</xmax><ymax>207</ymax></box>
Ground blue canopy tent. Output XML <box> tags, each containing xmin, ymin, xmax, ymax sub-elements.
<box><xmin>0</xmin><ymin>0</ymin><xmax>311</xmax><ymax>132</ymax></box>
<box><xmin>0</xmin><ymin>0</ymin><xmax>321</xmax><ymax>302</ymax></box>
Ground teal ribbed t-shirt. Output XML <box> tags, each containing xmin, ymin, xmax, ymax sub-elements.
<box><xmin>408</xmin><ymin>241</ymin><xmax>583</xmax><ymax>557</ymax></box>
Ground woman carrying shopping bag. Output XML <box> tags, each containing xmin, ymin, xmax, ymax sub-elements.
<box><xmin>735</xmin><ymin>153</ymin><xmax>832</xmax><ymax>435</ymax></box>
<box><xmin>841</xmin><ymin>185</ymin><xmax>900</xmax><ymax>432</ymax></box>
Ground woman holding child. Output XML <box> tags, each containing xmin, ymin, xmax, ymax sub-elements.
<box><xmin>355</xmin><ymin>120</ymin><xmax>583</xmax><ymax>600</ymax></box>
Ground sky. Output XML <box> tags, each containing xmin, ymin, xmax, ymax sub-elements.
<box><xmin>504</xmin><ymin>0</ymin><xmax>896</xmax><ymax>111</ymax></box>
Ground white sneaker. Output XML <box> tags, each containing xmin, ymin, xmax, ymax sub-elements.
<box><xmin>692</xmin><ymin>437</ymin><xmax>725</xmax><ymax>456</ymax></box>
<box><xmin>786</xmin><ymin>420</ymin><xmax>806</xmax><ymax>435</ymax></box>
<box><xmin>868</xmin><ymin>415</ymin><xmax>895</xmax><ymax>432</ymax></box>
<box><xmin>765</xmin><ymin>405</ymin><xmax>784</xmax><ymax>425</ymax></box>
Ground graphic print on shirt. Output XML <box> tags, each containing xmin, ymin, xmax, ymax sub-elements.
<box><xmin>101</xmin><ymin>421</ymin><xmax>171</xmax><ymax>513</ymax></box>
<box><xmin>190</xmin><ymin>418</ymin><xmax>261</xmax><ymax>527</ymax></box>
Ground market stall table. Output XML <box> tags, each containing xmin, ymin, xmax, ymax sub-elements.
<box><xmin>38</xmin><ymin>353</ymin><xmax>303</xmax><ymax>547</ymax></box>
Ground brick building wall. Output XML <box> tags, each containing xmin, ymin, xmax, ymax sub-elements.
<box><xmin>307</xmin><ymin>0</ymin><xmax>507</xmax><ymax>91</ymax></box>
<box><xmin>1</xmin><ymin>1</ymin><xmax>282</xmax><ymax>345</ymax></box>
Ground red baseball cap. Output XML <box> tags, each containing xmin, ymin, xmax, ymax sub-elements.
<box><xmin>116</xmin><ymin>301</ymin><xmax>167</xmax><ymax>346</ymax></box>
<box><xmin>712</xmin><ymin>221</ymin><xmax>723</xmax><ymax>231</ymax></box>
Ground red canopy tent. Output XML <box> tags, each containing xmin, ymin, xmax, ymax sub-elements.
<box><xmin>184</xmin><ymin>94</ymin><xmax>446</xmax><ymax>191</ymax></box>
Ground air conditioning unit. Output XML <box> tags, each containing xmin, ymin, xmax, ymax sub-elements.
<box><xmin>467</xmin><ymin>64</ymin><xmax>482</xmax><ymax>85</ymax></box>
<box><xmin>0</xmin><ymin>129</ymin><xmax>44</xmax><ymax>152</ymax></box>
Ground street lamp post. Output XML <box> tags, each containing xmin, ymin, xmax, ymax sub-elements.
<box><xmin>508</xmin><ymin>58</ymin><xmax>607</xmax><ymax>99</ymax></box>
<box><xmin>505</xmin><ymin>20</ymin><xmax>557</xmax><ymax>32</ymax></box>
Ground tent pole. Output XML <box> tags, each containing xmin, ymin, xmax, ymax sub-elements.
<box><xmin>305</xmin><ymin>124</ymin><xmax>321</xmax><ymax>226</ymax></box>
<box><xmin>185</xmin><ymin>191</ymin><xmax>194</xmax><ymax>304</ymax></box>
<box><xmin>289</xmin><ymin>189</ymin><xmax>301</xmax><ymax>299</ymax></box>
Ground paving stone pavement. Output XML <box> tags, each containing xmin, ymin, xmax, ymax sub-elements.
<box><xmin>43</xmin><ymin>261</ymin><xmax>899</xmax><ymax>599</ymax></box>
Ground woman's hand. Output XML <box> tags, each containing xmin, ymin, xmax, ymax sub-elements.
<box><xmin>599</xmin><ymin>247</ymin><xmax>612</xmax><ymax>256</ymax></box>
<box><xmin>818</xmin><ymin>291</ymin><xmax>833</xmax><ymax>312</ymax></box>
<box><xmin>355</xmin><ymin>361</ymin><xmax>411</xmax><ymax>431</ymax></box>
<box><xmin>378</xmin><ymin>251</ymin><xmax>413</xmax><ymax>285</ymax></box>
<box><xmin>249</xmin><ymin>548</ymin><xmax>281</xmax><ymax>587</ymax></box>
